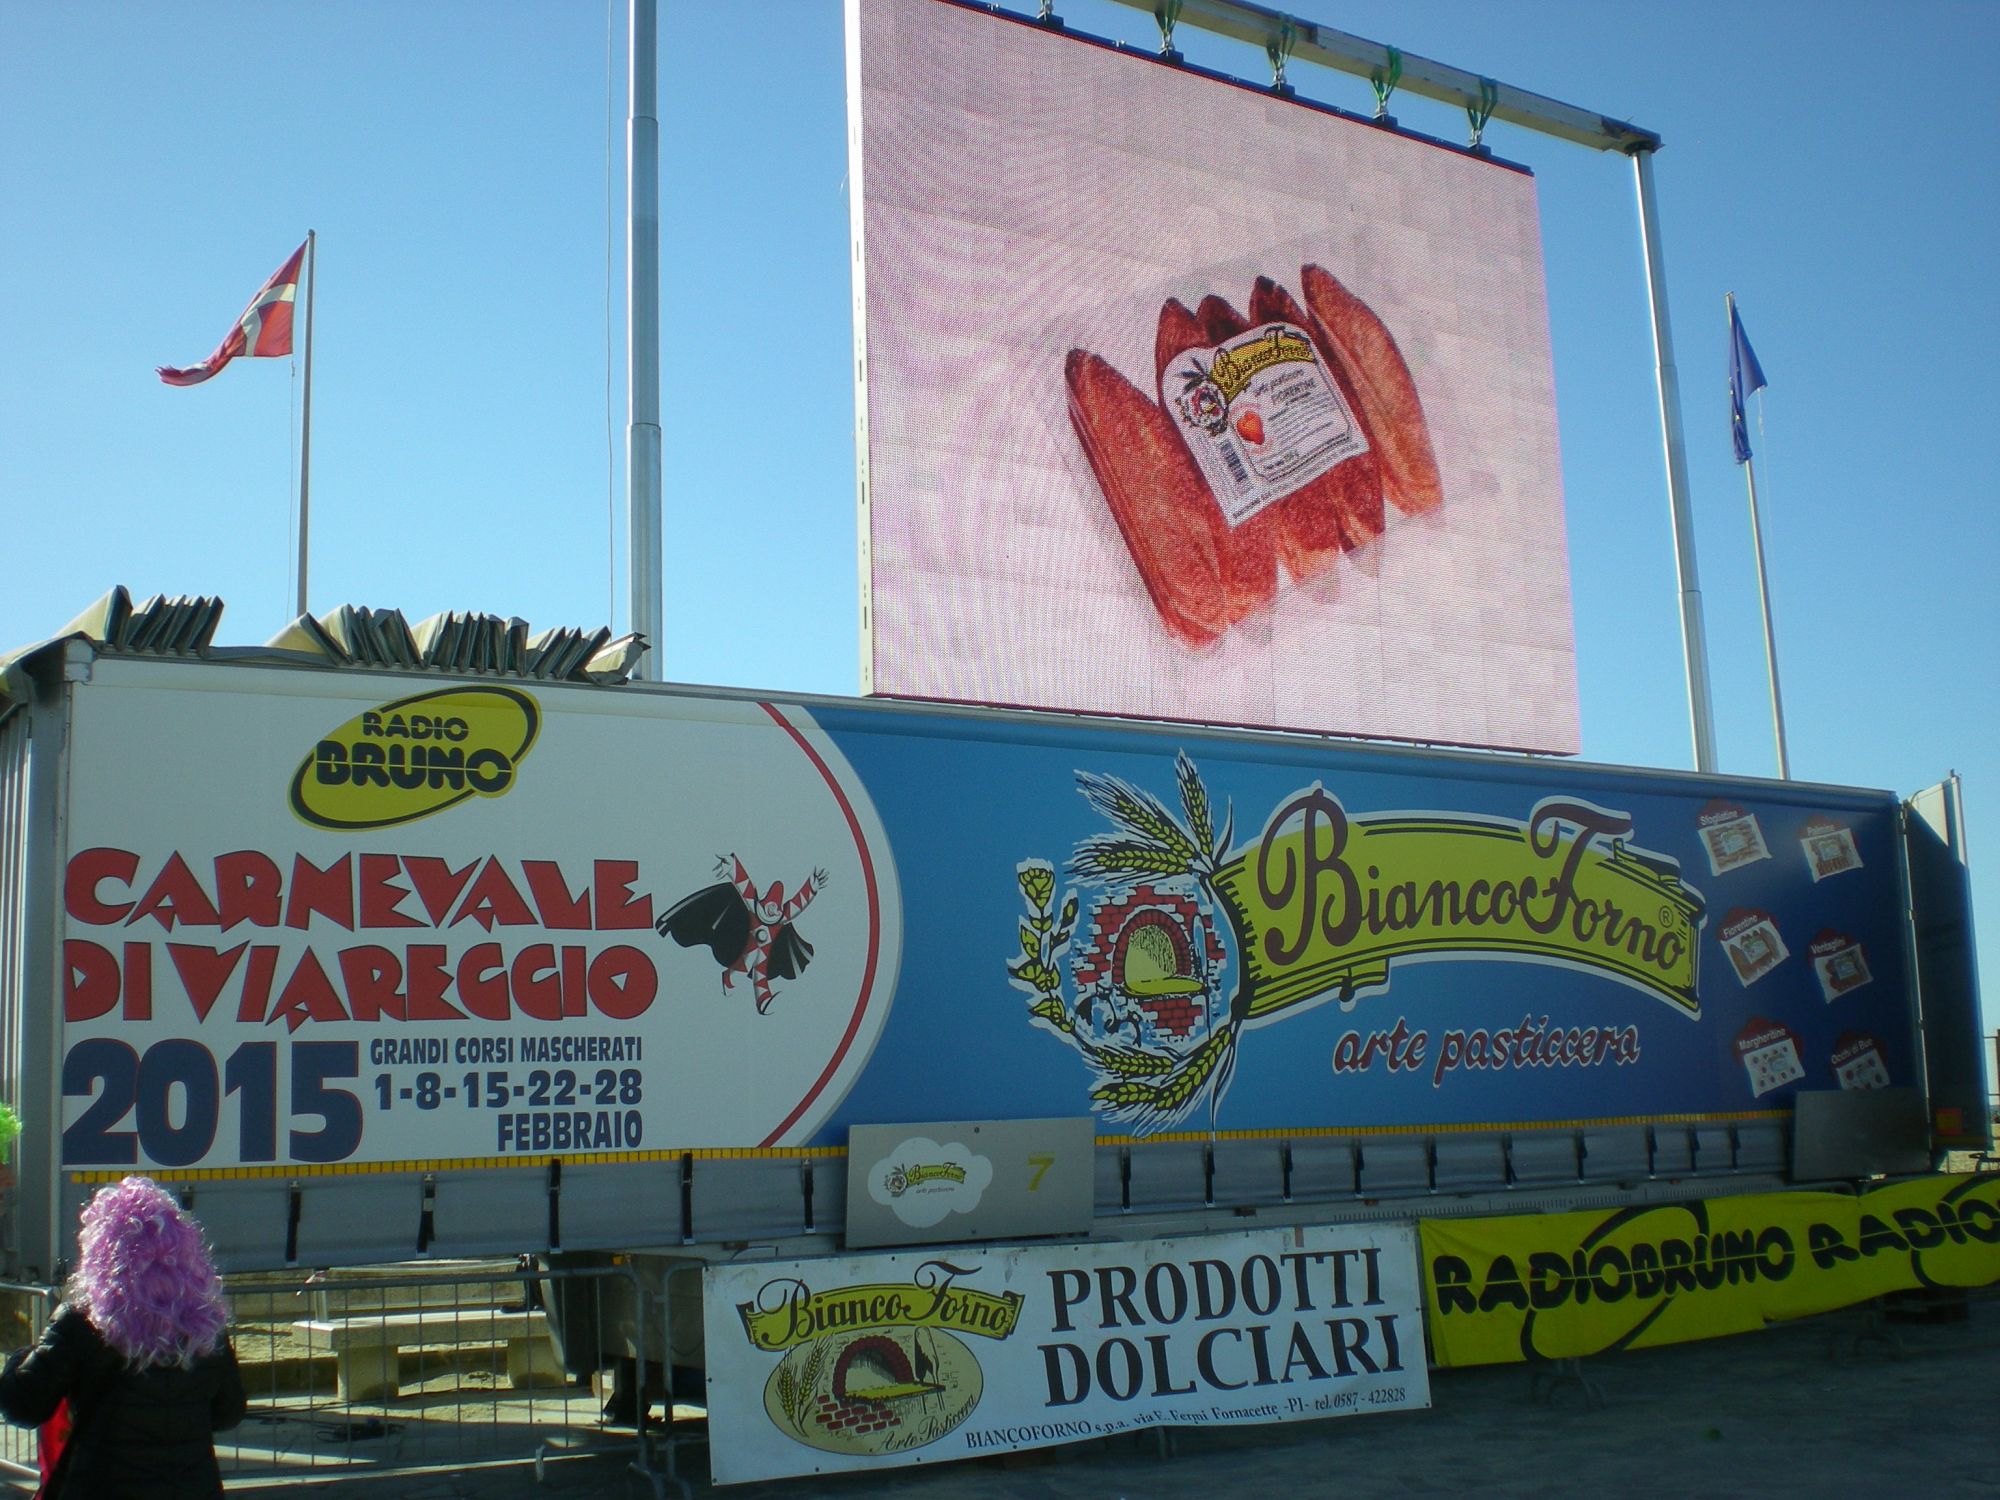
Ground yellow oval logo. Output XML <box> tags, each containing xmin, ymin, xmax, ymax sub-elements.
<box><xmin>290</xmin><ymin>686</ymin><xmax>540</xmax><ymax>830</ymax></box>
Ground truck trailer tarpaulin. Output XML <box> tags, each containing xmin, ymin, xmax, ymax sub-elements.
<box><xmin>0</xmin><ymin>633</ymin><xmax>1984</xmax><ymax>1274</ymax></box>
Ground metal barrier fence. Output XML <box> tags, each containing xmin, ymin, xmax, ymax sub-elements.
<box><xmin>0</xmin><ymin>1262</ymin><xmax>690</xmax><ymax>1497</ymax></box>
<box><xmin>1984</xmin><ymin>1031</ymin><xmax>2000</xmax><ymax>1164</ymax></box>
<box><xmin>0</xmin><ymin>1283</ymin><xmax>54</xmax><ymax>1488</ymax></box>
<box><xmin>1990</xmin><ymin>1031</ymin><xmax>1999</xmax><ymax>1125</ymax></box>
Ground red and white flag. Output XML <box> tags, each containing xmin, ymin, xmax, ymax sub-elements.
<box><xmin>157</xmin><ymin>239</ymin><xmax>307</xmax><ymax>387</ymax></box>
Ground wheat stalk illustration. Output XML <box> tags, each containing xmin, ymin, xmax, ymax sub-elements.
<box><xmin>1090</xmin><ymin>1028</ymin><xmax>1234</xmax><ymax>1129</ymax></box>
<box><xmin>787</xmin><ymin>1342</ymin><xmax>829</xmax><ymax>1430</ymax></box>
<box><xmin>1175</xmin><ymin>751</ymin><xmax>1225</xmax><ymax>866</ymax></box>
<box><xmin>1076</xmin><ymin>771</ymin><xmax>1199</xmax><ymax>868</ymax></box>
<box><xmin>1069</xmin><ymin>836</ymin><xmax>1198</xmax><ymax>883</ymax></box>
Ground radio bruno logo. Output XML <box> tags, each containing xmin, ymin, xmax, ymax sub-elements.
<box><xmin>290</xmin><ymin>686</ymin><xmax>541</xmax><ymax>830</ymax></box>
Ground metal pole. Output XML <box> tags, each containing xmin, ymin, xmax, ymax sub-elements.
<box><xmin>1741</xmin><ymin>455</ymin><xmax>1789</xmax><ymax>777</ymax></box>
<box><xmin>626</xmin><ymin>0</ymin><xmax>663</xmax><ymax>678</ymax></box>
<box><xmin>1631</xmin><ymin>147</ymin><xmax>1717</xmax><ymax>773</ymax></box>
<box><xmin>1100</xmin><ymin>0</ymin><xmax>1657</xmax><ymax>153</ymax></box>
<box><xmin>297</xmin><ymin>229</ymin><xmax>316</xmax><ymax>620</ymax></box>
<box><xmin>1730</xmin><ymin>295</ymin><xmax>1790</xmax><ymax>779</ymax></box>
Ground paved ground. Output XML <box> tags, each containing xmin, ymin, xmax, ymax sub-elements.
<box><xmin>209</xmin><ymin>1292</ymin><xmax>1999</xmax><ymax>1500</ymax></box>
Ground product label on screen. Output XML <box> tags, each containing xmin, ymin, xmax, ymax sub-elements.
<box><xmin>704</xmin><ymin>1225</ymin><xmax>1427</xmax><ymax>1485</ymax></box>
<box><xmin>1166</xmin><ymin>323</ymin><xmax>1366</xmax><ymax>526</ymax></box>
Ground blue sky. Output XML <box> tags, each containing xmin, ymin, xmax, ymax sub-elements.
<box><xmin>2</xmin><ymin>0</ymin><xmax>1995</xmax><ymax>1038</ymax></box>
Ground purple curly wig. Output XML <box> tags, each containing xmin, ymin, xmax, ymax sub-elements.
<box><xmin>68</xmin><ymin>1176</ymin><xmax>229</xmax><ymax>1369</ymax></box>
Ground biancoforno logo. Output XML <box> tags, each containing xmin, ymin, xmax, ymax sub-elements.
<box><xmin>291</xmin><ymin>686</ymin><xmax>540</xmax><ymax>830</ymax></box>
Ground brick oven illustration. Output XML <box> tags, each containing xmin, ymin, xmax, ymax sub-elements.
<box><xmin>808</xmin><ymin>1331</ymin><xmax>944</xmax><ymax>1436</ymax></box>
<box><xmin>1072</xmin><ymin>882</ymin><xmax>1227</xmax><ymax>1043</ymax></box>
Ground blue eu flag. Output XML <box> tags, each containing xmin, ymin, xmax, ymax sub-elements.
<box><xmin>1729</xmin><ymin>303</ymin><xmax>1767</xmax><ymax>463</ymax></box>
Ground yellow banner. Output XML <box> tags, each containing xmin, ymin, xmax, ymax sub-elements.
<box><xmin>1421</xmin><ymin>1173</ymin><xmax>2000</xmax><ymax>1366</ymax></box>
<box><xmin>1214</xmin><ymin>792</ymin><xmax>1703</xmax><ymax>1021</ymax></box>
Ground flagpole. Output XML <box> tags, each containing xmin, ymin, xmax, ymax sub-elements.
<box><xmin>1632</xmin><ymin>146</ymin><xmax>1718</xmax><ymax>774</ymax></box>
<box><xmin>1729</xmin><ymin>292</ymin><xmax>1789</xmax><ymax>780</ymax></box>
<box><xmin>297</xmin><ymin>229</ymin><xmax>316</xmax><ymax>620</ymax></box>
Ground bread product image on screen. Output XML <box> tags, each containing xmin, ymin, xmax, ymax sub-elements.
<box><xmin>1247</xmin><ymin>275</ymin><xmax>1385</xmax><ymax>572</ymax></box>
<box><xmin>1154</xmin><ymin>298</ymin><xmax>1278</xmax><ymax>622</ymax></box>
<box><xmin>1194</xmin><ymin>292</ymin><xmax>1249</xmax><ymax>347</ymax></box>
<box><xmin>1064</xmin><ymin>348</ymin><xmax>1231</xmax><ymax>647</ymax></box>
<box><xmin>1299</xmin><ymin>263</ymin><xmax>1442</xmax><ymax>515</ymax></box>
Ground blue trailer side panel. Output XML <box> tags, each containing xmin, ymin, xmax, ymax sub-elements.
<box><xmin>812</xmin><ymin>703</ymin><xmax>1918</xmax><ymax>1142</ymax></box>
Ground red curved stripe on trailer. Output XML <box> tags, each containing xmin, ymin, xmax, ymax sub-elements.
<box><xmin>759</xmin><ymin>702</ymin><xmax>884</xmax><ymax>1146</ymax></box>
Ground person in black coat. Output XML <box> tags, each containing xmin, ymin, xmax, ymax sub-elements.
<box><xmin>0</xmin><ymin>1175</ymin><xmax>246</xmax><ymax>1498</ymax></box>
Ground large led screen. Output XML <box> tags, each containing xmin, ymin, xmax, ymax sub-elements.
<box><xmin>848</xmin><ymin>0</ymin><xmax>1579</xmax><ymax>753</ymax></box>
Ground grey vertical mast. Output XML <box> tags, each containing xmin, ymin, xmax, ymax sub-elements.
<box><xmin>1632</xmin><ymin>147</ymin><xmax>1717</xmax><ymax>773</ymax></box>
<box><xmin>627</xmin><ymin>0</ymin><xmax>663</xmax><ymax>678</ymax></box>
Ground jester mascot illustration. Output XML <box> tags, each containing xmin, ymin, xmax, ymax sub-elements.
<box><xmin>657</xmin><ymin>855</ymin><xmax>828</xmax><ymax>1013</ymax></box>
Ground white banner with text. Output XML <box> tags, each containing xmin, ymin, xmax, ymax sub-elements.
<box><xmin>703</xmin><ymin>1223</ymin><xmax>1428</xmax><ymax>1485</ymax></box>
